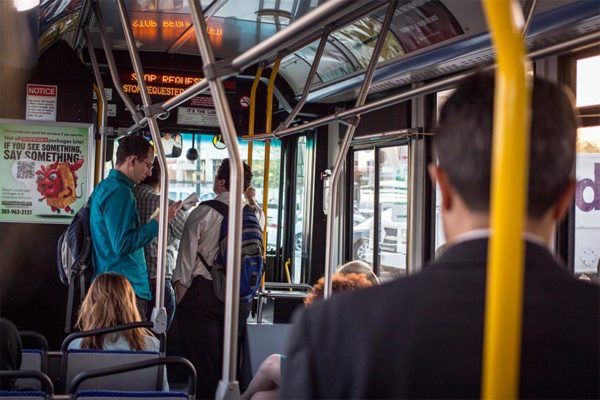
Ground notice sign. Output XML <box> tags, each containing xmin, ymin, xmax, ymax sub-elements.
<box><xmin>177</xmin><ymin>107</ymin><xmax>220</xmax><ymax>127</ymax></box>
<box><xmin>0</xmin><ymin>119</ymin><xmax>94</xmax><ymax>224</ymax></box>
<box><xmin>26</xmin><ymin>84</ymin><xmax>58</xmax><ymax>121</ymax></box>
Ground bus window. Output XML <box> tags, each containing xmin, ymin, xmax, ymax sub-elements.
<box><xmin>575</xmin><ymin>126</ymin><xmax>600</xmax><ymax>282</ymax></box>
<box><xmin>576</xmin><ymin>55</ymin><xmax>600</xmax><ymax>107</ymax></box>
<box><xmin>573</xmin><ymin>54</ymin><xmax>600</xmax><ymax>282</ymax></box>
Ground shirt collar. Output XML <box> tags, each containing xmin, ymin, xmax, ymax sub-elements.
<box><xmin>452</xmin><ymin>228</ymin><xmax>550</xmax><ymax>249</ymax></box>
<box><xmin>136</xmin><ymin>183</ymin><xmax>157</xmax><ymax>193</ymax></box>
<box><xmin>109</xmin><ymin>169</ymin><xmax>134</xmax><ymax>189</ymax></box>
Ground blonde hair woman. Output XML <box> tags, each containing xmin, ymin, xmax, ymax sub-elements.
<box><xmin>69</xmin><ymin>272</ymin><xmax>158</xmax><ymax>352</ymax></box>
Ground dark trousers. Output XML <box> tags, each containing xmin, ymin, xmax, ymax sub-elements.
<box><xmin>135</xmin><ymin>296</ymin><xmax>148</xmax><ymax>320</ymax></box>
<box><xmin>172</xmin><ymin>276</ymin><xmax>251</xmax><ymax>399</ymax></box>
<box><xmin>146</xmin><ymin>278</ymin><xmax>176</xmax><ymax>330</ymax></box>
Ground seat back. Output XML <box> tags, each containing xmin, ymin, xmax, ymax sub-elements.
<box><xmin>245</xmin><ymin>323</ymin><xmax>291</xmax><ymax>377</ymax></box>
<box><xmin>69</xmin><ymin>357</ymin><xmax>196</xmax><ymax>400</ymax></box>
<box><xmin>0</xmin><ymin>370</ymin><xmax>53</xmax><ymax>400</ymax></box>
<box><xmin>15</xmin><ymin>351</ymin><xmax>43</xmax><ymax>390</ymax></box>
<box><xmin>17</xmin><ymin>332</ymin><xmax>48</xmax><ymax>391</ymax></box>
<box><xmin>75</xmin><ymin>390</ymin><xmax>189</xmax><ymax>400</ymax></box>
<box><xmin>65</xmin><ymin>350</ymin><xmax>160</xmax><ymax>392</ymax></box>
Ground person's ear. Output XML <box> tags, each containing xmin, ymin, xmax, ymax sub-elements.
<box><xmin>553</xmin><ymin>179</ymin><xmax>576</xmax><ymax>222</ymax></box>
<box><xmin>429</xmin><ymin>163</ymin><xmax>453</xmax><ymax>211</ymax></box>
<box><xmin>127</xmin><ymin>155</ymin><xmax>136</xmax><ymax>167</ymax></box>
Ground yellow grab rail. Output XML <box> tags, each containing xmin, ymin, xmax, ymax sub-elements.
<box><xmin>247</xmin><ymin>65</ymin><xmax>263</xmax><ymax>167</ymax></box>
<box><xmin>262</xmin><ymin>57</ymin><xmax>280</xmax><ymax>255</ymax></box>
<box><xmin>284</xmin><ymin>258</ymin><xmax>292</xmax><ymax>290</ymax></box>
<box><xmin>481</xmin><ymin>0</ymin><xmax>531</xmax><ymax>398</ymax></box>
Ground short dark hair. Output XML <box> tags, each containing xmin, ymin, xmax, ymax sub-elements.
<box><xmin>435</xmin><ymin>71</ymin><xmax>577</xmax><ymax>219</ymax></box>
<box><xmin>116</xmin><ymin>135</ymin><xmax>153</xmax><ymax>165</ymax></box>
<box><xmin>216</xmin><ymin>158</ymin><xmax>253</xmax><ymax>191</ymax></box>
<box><xmin>140</xmin><ymin>158</ymin><xmax>161</xmax><ymax>187</ymax></box>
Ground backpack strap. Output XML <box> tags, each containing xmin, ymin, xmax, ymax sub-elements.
<box><xmin>197</xmin><ymin>200</ymin><xmax>229</xmax><ymax>271</ymax></box>
<box><xmin>201</xmin><ymin>199</ymin><xmax>228</xmax><ymax>217</ymax></box>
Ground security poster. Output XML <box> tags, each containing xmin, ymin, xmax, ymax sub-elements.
<box><xmin>0</xmin><ymin>119</ymin><xmax>94</xmax><ymax>224</ymax></box>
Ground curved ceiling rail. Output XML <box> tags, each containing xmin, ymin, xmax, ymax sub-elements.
<box><xmin>305</xmin><ymin>0</ymin><xmax>599</xmax><ymax>103</ymax></box>
<box><xmin>323</xmin><ymin>0</ymin><xmax>398</xmax><ymax>300</ymax></box>
<box><xmin>242</xmin><ymin>29</ymin><xmax>599</xmax><ymax>143</ymax></box>
<box><xmin>117</xmin><ymin>0</ymin><xmax>382</xmax><ymax>136</ymax></box>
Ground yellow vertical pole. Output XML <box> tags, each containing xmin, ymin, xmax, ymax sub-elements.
<box><xmin>247</xmin><ymin>65</ymin><xmax>263</xmax><ymax>167</ymax></box>
<box><xmin>262</xmin><ymin>57</ymin><xmax>280</xmax><ymax>256</ymax></box>
<box><xmin>481</xmin><ymin>0</ymin><xmax>531</xmax><ymax>399</ymax></box>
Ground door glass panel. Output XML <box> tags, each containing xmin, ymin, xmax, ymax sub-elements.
<box><xmin>352</xmin><ymin>149</ymin><xmax>375</xmax><ymax>267</ymax></box>
<box><xmin>377</xmin><ymin>145</ymin><xmax>409</xmax><ymax>281</ymax></box>
<box><xmin>291</xmin><ymin>137</ymin><xmax>309</xmax><ymax>282</ymax></box>
<box><xmin>574</xmin><ymin>126</ymin><xmax>600</xmax><ymax>282</ymax></box>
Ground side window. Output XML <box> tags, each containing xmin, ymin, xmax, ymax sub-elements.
<box><xmin>574</xmin><ymin>54</ymin><xmax>600</xmax><ymax>282</ymax></box>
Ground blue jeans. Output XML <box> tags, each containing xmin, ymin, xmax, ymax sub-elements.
<box><xmin>146</xmin><ymin>278</ymin><xmax>176</xmax><ymax>330</ymax></box>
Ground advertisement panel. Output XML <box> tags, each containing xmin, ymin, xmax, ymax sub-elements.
<box><xmin>0</xmin><ymin>119</ymin><xmax>94</xmax><ymax>224</ymax></box>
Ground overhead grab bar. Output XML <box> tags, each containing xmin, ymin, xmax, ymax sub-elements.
<box><xmin>116</xmin><ymin>0</ymin><xmax>170</xmax><ymax>334</ymax></box>
<box><xmin>276</xmin><ymin>26</ymin><xmax>331</xmax><ymax>132</ymax></box>
<box><xmin>480</xmin><ymin>0</ymin><xmax>531</xmax><ymax>398</ymax></box>
<box><xmin>230</xmin><ymin>0</ymin><xmax>375</xmax><ymax>73</ymax></box>
<box><xmin>323</xmin><ymin>0</ymin><xmax>398</xmax><ymax>299</ymax></box>
<box><xmin>188</xmin><ymin>1</ymin><xmax>245</xmax><ymax>398</ymax></box>
<box><xmin>90</xmin><ymin>0</ymin><xmax>143</xmax><ymax>126</ymax></box>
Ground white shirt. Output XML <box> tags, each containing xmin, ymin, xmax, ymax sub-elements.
<box><xmin>173</xmin><ymin>191</ymin><xmax>265</xmax><ymax>288</ymax></box>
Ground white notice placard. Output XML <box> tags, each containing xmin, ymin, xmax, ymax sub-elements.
<box><xmin>177</xmin><ymin>107</ymin><xmax>220</xmax><ymax>127</ymax></box>
<box><xmin>26</xmin><ymin>84</ymin><xmax>58</xmax><ymax>122</ymax></box>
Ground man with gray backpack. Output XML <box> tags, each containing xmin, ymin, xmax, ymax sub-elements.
<box><xmin>172</xmin><ymin>158</ymin><xmax>265</xmax><ymax>399</ymax></box>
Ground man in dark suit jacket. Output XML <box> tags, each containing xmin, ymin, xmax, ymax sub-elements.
<box><xmin>281</xmin><ymin>72</ymin><xmax>600</xmax><ymax>399</ymax></box>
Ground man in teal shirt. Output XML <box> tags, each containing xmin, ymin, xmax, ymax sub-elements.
<box><xmin>90</xmin><ymin>135</ymin><xmax>180</xmax><ymax>316</ymax></box>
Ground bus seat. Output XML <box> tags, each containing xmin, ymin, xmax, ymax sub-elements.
<box><xmin>64</xmin><ymin>350</ymin><xmax>160</xmax><ymax>392</ymax></box>
<box><xmin>75</xmin><ymin>390</ymin><xmax>189</xmax><ymax>400</ymax></box>
<box><xmin>16</xmin><ymin>332</ymin><xmax>48</xmax><ymax>391</ymax></box>
<box><xmin>68</xmin><ymin>357</ymin><xmax>196</xmax><ymax>400</ymax></box>
<box><xmin>240</xmin><ymin>323</ymin><xmax>291</xmax><ymax>389</ymax></box>
<box><xmin>0</xmin><ymin>370</ymin><xmax>53</xmax><ymax>400</ymax></box>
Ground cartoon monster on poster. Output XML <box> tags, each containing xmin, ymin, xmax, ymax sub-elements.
<box><xmin>35</xmin><ymin>159</ymin><xmax>84</xmax><ymax>213</ymax></box>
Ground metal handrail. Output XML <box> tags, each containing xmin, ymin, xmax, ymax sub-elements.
<box><xmin>247</xmin><ymin>65</ymin><xmax>263</xmax><ymax>166</ymax></box>
<box><xmin>262</xmin><ymin>58</ymin><xmax>280</xmax><ymax>256</ymax></box>
<box><xmin>323</xmin><ymin>0</ymin><xmax>398</xmax><ymax>299</ymax></box>
<box><xmin>277</xmin><ymin>26</ymin><xmax>330</xmax><ymax>131</ymax></box>
<box><xmin>90</xmin><ymin>0</ymin><xmax>142</xmax><ymax>125</ymax></box>
<box><xmin>116</xmin><ymin>0</ymin><xmax>169</xmax><ymax>334</ymax></box>
<box><xmin>230</xmin><ymin>0</ymin><xmax>374</xmax><ymax>72</ymax></box>
<box><xmin>481</xmin><ymin>0</ymin><xmax>531</xmax><ymax>398</ymax></box>
<box><xmin>84</xmin><ymin>28</ymin><xmax>108</xmax><ymax>182</ymax></box>
<box><xmin>188</xmin><ymin>1</ymin><xmax>244</xmax><ymax>398</ymax></box>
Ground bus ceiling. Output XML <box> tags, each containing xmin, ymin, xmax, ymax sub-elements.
<box><xmin>4</xmin><ymin>0</ymin><xmax>599</xmax><ymax>108</ymax></box>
